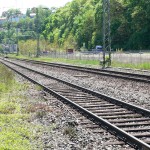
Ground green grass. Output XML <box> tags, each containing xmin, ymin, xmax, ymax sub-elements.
<box><xmin>0</xmin><ymin>64</ymin><xmax>42</xmax><ymax>150</ymax></box>
<box><xmin>0</xmin><ymin>65</ymin><xmax>15</xmax><ymax>93</ymax></box>
<box><xmin>7</xmin><ymin>53</ymin><xmax>150</xmax><ymax>70</ymax></box>
<box><xmin>40</xmin><ymin>57</ymin><xmax>100</xmax><ymax>66</ymax></box>
<box><xmin>0</xmin><ymin>114</ymin><xmax>32</xmax><ymax>150</ymax></box>
<box><xmin>7</xmin><ymin>53</ymin><xmax>99</xmax><ymax>66</ymax></box>
<box><xmin>7</xmin><ymin>54</ymin><xmax>100</xmax><ymax>67</ymax></box>
<box><xmin>112</xmin><ymin>61</ymin><xmax>150</xmax><ymax>70</ymax></box>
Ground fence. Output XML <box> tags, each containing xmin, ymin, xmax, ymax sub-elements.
<box><xmin>1</xmin><ymin>44</ymin><xmax>17</xmax><ymax>53</ymax></box>
<box><xmin>41</xmin><ymin>50</ymin><xmax>150</xmax><ymax>64</ymax></box>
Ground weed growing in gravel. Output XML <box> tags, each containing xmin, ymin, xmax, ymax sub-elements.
<box><xmin>35</xmin><ymin>85</ymin><xmax>43</xmax><ymax>91</ymax></box>
<box><xmin>36</xmin><ymin>110</ymin><xmax>47</xmax><ymax>118</ymax></box>
<box><xmin>63</xmin><ymin>126</ymin><xmax>77</xmax><ymax>139</ymax></box>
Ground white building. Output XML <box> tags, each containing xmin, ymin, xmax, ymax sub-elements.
<box><xmin>0</xmin><ymin>14</ymin><xmax>32</xmax><ymax>24</ymax></box>
<box><xmin>0</xmin><ymin>17</ymin><xmax>7</xmax><ymax>24</ymax></box>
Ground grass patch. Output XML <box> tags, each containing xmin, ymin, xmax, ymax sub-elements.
<box><xmin>0</xmin><ymin>64</ymin><xmax>43</xmax><ymax>150</ymax></box>
<box><xmin>8</xmin><ymin>53</ymin><xmax>150</xmax><ymax>70</ymax></box>
<box><xmin>0</xmin><ymin>65</ymin><xmax>15</xmax><ymax>93</ymax></box>
<box><xmin>0</xmin><ymin>114</ymin><xmax>32</xmax><ymax>150</ymax></box>
<box><xmin>0</xmin><ymin>101</ymin><xmax>19</xmax><ymax>114</ymax></box>
<box><xmin>8</xmin><ymin>54</ymin><xmax>99</xmax><ymax>66</ymax></box>
<box><xmin>37</xmin><ymin>57</ymin><xmax>99</xmax><ymax>66</ymax></box>
<box><xmin>112</xmin><ymin>61</ymin><xmax>150</xmax><ymax>70</ymax></box>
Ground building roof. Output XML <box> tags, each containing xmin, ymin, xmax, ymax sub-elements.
<box><xmin>30</xmin><ymin>13</ymin><xmax>36</xmax><ymax>18</ymax></box>
<box><xmin>0</xmin><ymin>17</ymin><xmax>7</xmax><ymax>20</ymax></box>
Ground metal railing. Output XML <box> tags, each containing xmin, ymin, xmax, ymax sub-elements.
<box><xmin>40</xmin><ymin>50</ymin><xmax>150</xmax><ymax>64</ymax></box>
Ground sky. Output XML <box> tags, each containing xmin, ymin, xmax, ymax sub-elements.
<box><xmin>0</xmin><ymin>0</ymin><xmax>72</xmax><ymax>15</ymax></box>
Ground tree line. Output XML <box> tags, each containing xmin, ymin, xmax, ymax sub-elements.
<box><xmin>0</xmin><ymin>0</ymin><xmax>149</xmax><ymax>53</ymax></box>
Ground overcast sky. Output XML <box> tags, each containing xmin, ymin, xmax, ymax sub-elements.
<box><xmin>0</xmin><ymin>0</ymin><xmax>72</xmax><ymax>15</ymax></box>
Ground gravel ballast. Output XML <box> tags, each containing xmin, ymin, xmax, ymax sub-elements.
<box><xmin>9</xmin><ymin>59</ymin><xmax>150</xmax><ymax>110</ymax></box>
<box><xmin>16</xmin><ymin>75</ymin><xmax>132</xmax><ymax>150</ymax></box>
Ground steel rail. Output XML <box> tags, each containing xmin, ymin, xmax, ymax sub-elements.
<box><xmin>1</xmin><ymin>60</ymin><xmax>150</xmax><ymax>150</ymax></box>
<box><xmin>3</xmin><ymin>59</ymin><xmax>150</xmax><ymax>116</ymax></box>
<box><xmin>13</xmin><ymin>58</ymin><xmax>150</xmax><ymax>83</ymax></box>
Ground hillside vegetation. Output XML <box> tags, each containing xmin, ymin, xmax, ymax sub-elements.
<box><xmin>0</xmin><ymin>0</ymin><xmax>150</xmax><ymax>53</ymax></box>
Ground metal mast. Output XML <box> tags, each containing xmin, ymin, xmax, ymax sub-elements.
<box><xmin>36</xmin><ymin>8</ymin><xmax>40</xmax><ymax>58</ymax></box>
<box><xmin>102</xmin><ymin>0</ymin><xmax>111</xmax><ymax>68</ymax></box>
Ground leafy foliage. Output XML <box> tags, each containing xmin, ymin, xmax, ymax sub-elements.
<box><xmin>41</xmin><ymin>0</ymin><xmax>150</xmax><ymax>50</ymax></box>
<box><xmin>0</xmin><ymin>0</ymin><xmax>149</xmax><ymax>52</ymax></box>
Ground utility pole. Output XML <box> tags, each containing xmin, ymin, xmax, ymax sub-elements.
<box><xmin>16</xmin><ymin>12</ymin><xmax>20</xmax><ymax>56</ymax></box>
<box><xmin>16</xmin><ymin>28</ymin><xmax>19</xmax><ymax>56</ymax></box>
<box><xmin>36</xmin><ymin>8</ymin><xmax>40</xmax><ymax>57</ymax></box>
<box><xmin>102</xmin><ymin>0</ymin><xmax>111</xmax><ymax>68</ymax></box>
<box><xmin>35</xmin><ymin>7</ymin><xmax>49</xmax><ymax>57</ymax></box>
<box><xmin>7</xmin><ymin>18</ymin><xmax>11</xmax><ymax>53</ymax></box>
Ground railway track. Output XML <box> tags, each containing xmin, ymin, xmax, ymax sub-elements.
<box><xmin>11</xmin><ymin>58</ymin><xmax>150</xmax><ymax>83</ymax></box>
<box><xmin>1</xmin><ymin>59</ymin><xmax>150</xmax><ymax>150</ymax></box>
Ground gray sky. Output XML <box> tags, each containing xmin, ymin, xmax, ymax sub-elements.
<box><xmin>0</xmin><ymin>0</ymin><xmax>72</xmax><ymax>15</ymax></box>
